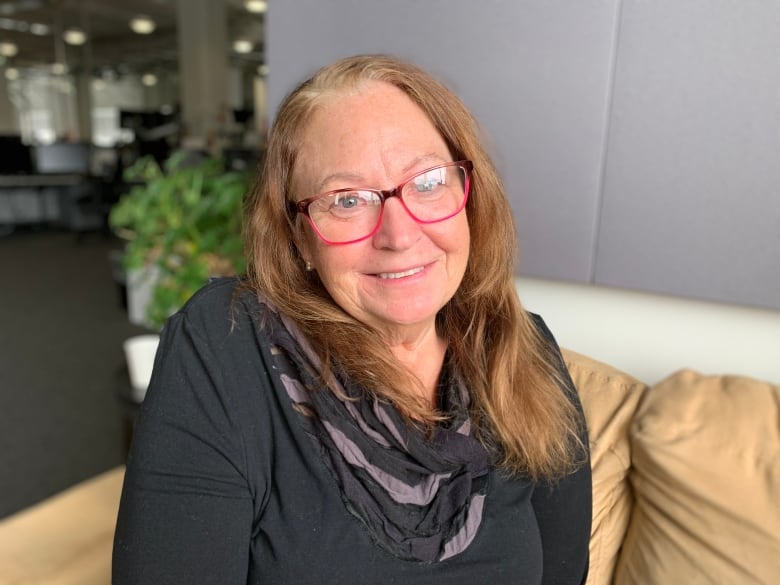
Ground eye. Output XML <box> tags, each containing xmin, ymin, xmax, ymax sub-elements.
<box><xmin>322</xmin><ymin>190</ymin><xmax>381</xmax><ymax>218</ymax></box>
<box><xmin>412</xmin><ymin>168</ymin><xmax>447</xmax><ymax>192</ymax></box>
<box><xmin>332</xmin><ymin>192</ymin><xmax>363</xmax><ymax>209</ymax></box>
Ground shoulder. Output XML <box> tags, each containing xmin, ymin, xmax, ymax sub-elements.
<box><xmin>164</xmin><ymin>276</ymin><xmax>263</xmax><ymax>348</ymax></box>
<box><xmin>527</xmin><ymin>312</ymin><xmax>565</xmax><ymax>368</ymax></box>
<box><xmin>180</xmin><ymin>276</ymin><xmax>247</xmax><ymax>313</ymax></box>
<box><xmin>527</xmin><ymin>312</ymin><xmax>557</xmax><ymax>346</ymax></box>
<box><xmin>527</xmin><ymin>311</ymin><xmax>582</xmax><ymax>404</ymax></box>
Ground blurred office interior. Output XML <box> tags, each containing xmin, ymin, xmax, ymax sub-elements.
<box><xmin>0</xmin><ymin>0</ymin><xmax>267</xmax><ymax>519</ymax></box>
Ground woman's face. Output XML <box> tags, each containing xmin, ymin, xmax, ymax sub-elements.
<box><xmin>293</xmin><ymin>81</ymin><xmax>470</xmax><ymax>342</ymax></box>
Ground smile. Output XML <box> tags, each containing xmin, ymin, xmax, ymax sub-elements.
<box><xmin>377</xmin><ymin>266</ymin><xmax>425</xmax><ymax>280</ymax></box>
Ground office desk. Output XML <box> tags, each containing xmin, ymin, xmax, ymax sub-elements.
<box><xmin>0</xmin><ymin>173</ymin><xmax>87</xmax><ymax>188</ymax></box>
<box><xmin>0</xmin><ymin>173</ymin><xmax>102</xmax><ymax>232</ymax></box>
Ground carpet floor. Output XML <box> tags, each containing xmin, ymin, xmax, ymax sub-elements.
<box><xmin>0</xmin><ymin>227</ymin><xmax>148</xmax><ymax>519</ymax></box>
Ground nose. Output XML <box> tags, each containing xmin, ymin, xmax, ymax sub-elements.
<box><xmin>372</xmin><ymin>196</ymin><xmax>421</xmax><ymax>249</ymax></box>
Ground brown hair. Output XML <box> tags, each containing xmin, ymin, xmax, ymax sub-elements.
<box><xmin>243</xmin><ymin>54</ymin><xmax>584</xmax><ymax>480</ymax></box>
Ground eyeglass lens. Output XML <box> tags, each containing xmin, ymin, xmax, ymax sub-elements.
<box><xmin>307</xmin><ymin>162</ymin><xmax>469</xmax><ymax>244</ymax></box>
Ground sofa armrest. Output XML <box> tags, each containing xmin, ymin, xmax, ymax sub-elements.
<box><xmin>563</xmin><ymin>349</ymin><xmax>648</xmax><ymax>585</ymax></box>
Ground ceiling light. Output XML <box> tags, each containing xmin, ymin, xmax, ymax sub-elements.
<box><xmin>257</xmin><ymin>64</ymin><xmax>268</xmax><ymax>76</ymax></box>
<box><xmin>4</xmin><ymin>67</ymin><xmax>19</xmax><ymax>81</ymax></box>
<box><xmin>129</xmin><ymin>15</ymin><xmax>155</xmax><ymax>35</ymax></box>
<box><xmin>51</xmin><ymin>62</ymin><xmax>67</xmax><ymax>75</ymax></box>
<box><xmin>63</xmin><ymin>28</ymin><xmax>87</xmax><ymax>46</ymax></box>
<box><xmin>245</xmin><ymin>0</ymin><xmax>267</xmax><ymax>14</ymax></box>
<box><xmin>0</xmin><ymin>41</ymin><xmax>17</xmax><ymax>57</ymax></box>
<box><xmin>141</xmin><ymin>73</ymin><xmax>158</xmax><ymax>87</ymax></box>
<box><xmin>233</xmin><ymin>39</ymin><xmax>252</xmax><ymax>54</ymax></box>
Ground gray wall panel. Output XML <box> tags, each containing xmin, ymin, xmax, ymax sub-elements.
<box><xmin>266</xmin><ymin>0</ymin><xmax>620</xmax><ymax>281</ymax></box>
<box><xmin>595</xmin><ymin>0</ymin><xmax>780</xmax><ymax>309</ymax></box>
<box><xmin>266</xmin><ymin>0</ymin><xmax>779</xmax><ymax>309</ymax></box>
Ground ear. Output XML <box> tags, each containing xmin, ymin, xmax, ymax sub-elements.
<box><xmin>288</xmin><ymin>167</ymin><xmax>317</xmax><ymax>269</ymax></box>
<box><xmin>291</xmin><ymin>219</ymin><xmax>314</xmax><ymax>268</ymax></box>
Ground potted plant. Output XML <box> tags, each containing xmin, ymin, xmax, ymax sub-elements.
<box><xmin>109</xmin><ymin>150</ymin><xmax>250</xmax><ymax>330</ymax></box>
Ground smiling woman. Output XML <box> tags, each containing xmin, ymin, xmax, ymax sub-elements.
<box><xmin>113</xmin><ymin>54</ymin><xmax>592</xmax><ymax>585</ymax></box>
<box><xmin>290</xmin><ymin>83</ymin><xmax>471</xmax><ymax>362</ymax></box>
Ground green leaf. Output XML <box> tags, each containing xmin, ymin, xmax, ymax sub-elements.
<box><xmin>112</xmin><ymin>150</ymin><xmax>251</xmax><ymax>330</ymax></box>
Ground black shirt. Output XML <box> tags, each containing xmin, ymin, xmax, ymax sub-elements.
<box><xmin>113</xmin><ymin>278</ymin><xmax>591</xmax><ymax>584</ymax></box>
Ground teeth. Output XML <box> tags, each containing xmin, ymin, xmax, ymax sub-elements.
<box><xmin>378</xmin><ymin>266</ymin><xmax>424</xmax><ymax>279</ymax></box>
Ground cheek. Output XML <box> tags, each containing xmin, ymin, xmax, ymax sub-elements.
<box><xmin>457</xmin><ymin>220</ymin><xmax>471</xmax><ymax>252</ymax></box>
<box><xmin>311</xmin><ymin>243</ymin><xmax>361</xmax><ymax>289</ymax></box>
<box><xmin>446</xmin><ymin>220</ymin><xmax>471</xmax><ymax>281</ymax></box>
<box><xmin>431</xmin><ymin>216</ymin><xmax>470</xmax><ymax>257</ymax></box>
<box><xmin>457</xmin><ymin>216</ymin><xmax>471</xmax><ymax>253</ymax></box>
<box><xmin>312</xmin><ymin>251</ymin><xmax>366</xmax><ymax>314</ymax></box>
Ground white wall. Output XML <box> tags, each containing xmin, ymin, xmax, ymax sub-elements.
<box><xmin>517</xmin><ymin>277</ymin><xmax>780</xmax><ymax>385</ymax></box>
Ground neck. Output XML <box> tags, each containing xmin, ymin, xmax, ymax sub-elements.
<box><xmin>387</xmin><ymin>330</ymin><xmax>448</xmax><ymax>408</ymax></box>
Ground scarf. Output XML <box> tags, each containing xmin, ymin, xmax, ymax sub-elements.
<box><xmin>260</xmin><ymin>298</ymin><xmax>490</xmax><ymax>563</ymax></box>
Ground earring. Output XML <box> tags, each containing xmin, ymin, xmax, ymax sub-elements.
<box><xmin>305</xmin><ymin>261</ymin><xmax>313</xmax><ymax>271</ymax></box>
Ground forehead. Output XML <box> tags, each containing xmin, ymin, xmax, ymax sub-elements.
<box><xmin>293</xmin><ymin>81</ymin><xmax>448</xmax><ymax>194</ymax></box>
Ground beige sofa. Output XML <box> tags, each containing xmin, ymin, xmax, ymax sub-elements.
<box><xmin>1</xmin><ymin>350</ymin><xmax>778</xmax><ymax>584</ymax></box>
<box><xmin>566</xmin><ymin>349</ymin><xmax>780</xmax><ymax>585</ymax></box>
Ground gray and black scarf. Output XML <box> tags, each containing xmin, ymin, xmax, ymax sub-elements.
<box><xmin>260</xmin><ymin>298</ymin><xmax>490</xmax><ymax>563</ymax></box>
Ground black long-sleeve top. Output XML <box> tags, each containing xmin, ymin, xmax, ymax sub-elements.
<box><xmin>113</xmin><ymin>278</ymin><xmax>591</xmax><ymax>584</ymax></box>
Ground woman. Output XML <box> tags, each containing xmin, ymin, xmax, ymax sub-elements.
<box><xmin>113</xmin><ymin>54</ymin><xmax>591</xmax><ymax>584</ymax></box>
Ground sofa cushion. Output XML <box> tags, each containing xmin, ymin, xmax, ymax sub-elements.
<box><xmin>615</xmin><ymin>370</ymin><xmax>780</xmax><ymax>585</ymax></box>
<box><xmin>563</xmin><ymin>349</ymin><xmax>648</xmax><ymax>585</ymax></box>
<box><xmin>0</xmin><ymin>466</ymin><xmax>124</xmax><ymax>585</ymax></box>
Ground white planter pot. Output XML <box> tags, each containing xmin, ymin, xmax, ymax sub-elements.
<box><xmin>126</xmin><ymin>264</ymin><xmax>161</xmax><ymax>328</ymax></box>
<box><xmin>123</xmin><ymin>334</ymin><xmax>160</xmax><ymax>403</ymax></box>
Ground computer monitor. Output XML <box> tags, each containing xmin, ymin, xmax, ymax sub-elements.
<box><xmin>223</xmin><ymin>147</ymin><xmax>262</xmax><ymax>173</ymax></box>
<box><xmin>0</xmin><ymin>135</ymin><xmax>34</xmax><ymax>174</ymax></box>
<box><xmin>232</xmin><ymin>108</ymin><xmax>254</xmax><ymax>124</ymax></box>
<box><xmin>90</xmin><ymin>146</ymin><xmax>119</xmax><ymax>178</ymax></box>
<box><xmin>33</xmin><ymin>142</ymin><xmax>91</xmax><ymax>174</ymax></box>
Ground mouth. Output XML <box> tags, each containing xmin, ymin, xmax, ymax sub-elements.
<box><xmin>376</xmin><ymin>266</ymin><xmax>425</xmax><ymax>280</ymax></box>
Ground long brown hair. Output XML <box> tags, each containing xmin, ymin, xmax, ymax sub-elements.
<box><xmin>243</xmin><ymin>54</ymin><xmax>584</xmax><ymax>480</ymax></box>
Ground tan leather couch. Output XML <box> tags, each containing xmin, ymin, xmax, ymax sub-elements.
<box><xmin>1</xmin><ymin>350</ymin><xmax>777</xmax><ymax>584</ymax></box>
<box><xmin>565</xmin><ymin>350</ymin><xmax>780</xmax><ymax>585</ymax></box>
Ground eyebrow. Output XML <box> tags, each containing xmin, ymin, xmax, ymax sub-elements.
<box><xmin>313</xmin><ymin>152</ymin><xmax>447</xmax><ymax>195</ymax></box>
